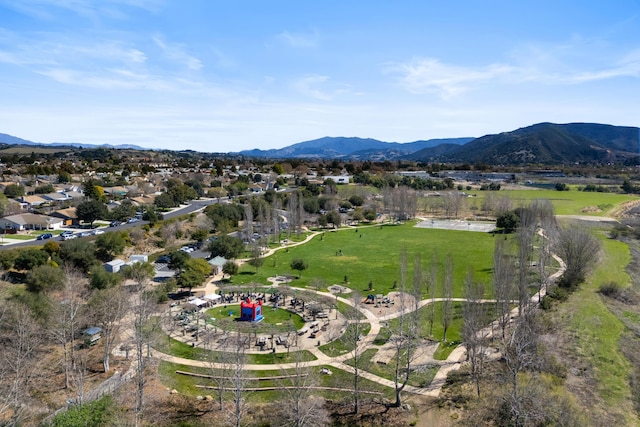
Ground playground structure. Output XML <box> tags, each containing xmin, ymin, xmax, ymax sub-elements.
<box><xmin>239</xmin><ymin>297</ymin><xmax>264</xmax><ymax>322</ymax></box>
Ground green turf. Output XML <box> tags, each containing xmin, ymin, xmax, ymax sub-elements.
<box><xmin>153</xmin><ymin>335</ymin><xmax>316</xmax><ymax>364</ymax></box>
<box><xmin>318</xmin><ymin>323</ymin><xmax>371</xmax><ymax>357</ymax></box>
<box><xmin>563</xmin><ymin>234</ymin><xmax>633</xmax><ymax>410</ymax></box>
<box><xmin>467</xmin><ymin>189</ymin><xmax>636</xmax><ymax>216</ymax></box>
<box><xmin>345</xmin><ymin>348</ymin><xmax>439</xmax><ymax>388</ymax></box>
<box><xmin>158</xmin><ymin>361</ymin><xmax>395</xmax><ymax>402</ymax></box>
<box><xmin>235</xmin><ymin>221</ymin><xmax>496</xmax><ymax>299</ymax></box>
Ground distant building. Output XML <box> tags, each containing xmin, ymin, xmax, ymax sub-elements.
<box><xmin>104</xmin><ymin>259</ymin><xmax>125</xmax><ymax>273</ymax></box>
<box><xmin>322</xmin><ymin>175</ymin><xmax>350</xmax><ymax>184</ymax></box>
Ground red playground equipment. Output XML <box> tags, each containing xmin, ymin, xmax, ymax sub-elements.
<box><xmin>240</xmin><ymin>298</ymin><xmax>264</xmax><ymax>322</ymax></box>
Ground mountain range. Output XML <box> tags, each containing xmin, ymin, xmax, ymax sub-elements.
<box><xmin>238</xmin><ymin>136</ymin><xmax>474</xmax><ymax>161</ymax></box>
<box><xmin>0</xmin><ymin>133</ymin><xmax>145</xmax><ymax>150</ymax></box>
<box><xmin>2</xmin><ymin>122</ymin><xmax>638</xmax><ymax>165</ymax></box>
<box><xmin>240</xmin><ymin>122</ymin><xmax>639</xmax><ymax>165</ymax></box>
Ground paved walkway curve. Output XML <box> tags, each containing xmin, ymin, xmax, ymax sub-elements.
<box><xmin>151</xmin><ymin>223</ymin><xmax>567</xmax><ymax>399</ymax></box>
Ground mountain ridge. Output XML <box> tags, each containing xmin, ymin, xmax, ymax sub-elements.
<box><xmin>0</xmin><ymin>133</ymin><xmax>145</xmax><ymax>150</ymax></box>
<box><xmin>408</xmin><ymin>122</ymin><xmax>639</xmax><ymax>165</ymax></box>
<box><xmin>2</xmin><ymin>122</ymin><xmax>638</xmax><ymax>165</ymax></box>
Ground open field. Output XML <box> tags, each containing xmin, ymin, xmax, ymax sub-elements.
<box><xmin>153</xmin><ymin>335</ymin><xmax>316</xmax><ymax>364</ymax></box>
<box><xmin>551</xmin><ymin>230</ymin><xmax>636</xmax><ymax>423</ymax></box>
<box><xmin>0</xmin><ymin>146</ymin><xmax>72</xmax><ymax>154</ymax></box>
<box><xmin>236</xmin><ymin>222</ymin><xmax>496</xmax><ymax>298</ymax></box>
<box><xmin>158</xmin><ymin>361</ymin><xmax>395</xmax><ymax>402</ymax></box>
<box><xmin>467</xmin><ymin>189</ymin><xmax>637</xmax><ymax>216</ymax></box>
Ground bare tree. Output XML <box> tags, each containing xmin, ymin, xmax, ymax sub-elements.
<box><xmin>287</xmin><ymin>190</ymin><xmax>302</xmax><ymax>237</ymax></box>
<box><xmin>390</xmin><ymin>251</ymin><xmax>424</xmax><ymax>407</ymax></box>
<box><xmin>227</xmin><ymin>335</ymin><xmax>249</xmax><ymax>427</ymax></box>
<box><xmin>271</xmin><ymin>199</ymin><xmax>282</xmax><ymax>245</ymax></box>
<box><xmin>463</xmin><ymin>269</ymin><xmax>488</xmax><ymax>397</ymax></box>
<box><xmin>556</xmin><ymin>226</ymin><xmax>600</xmax><ymax>288</ymax></box>
<box><xmin>278</xmin><ymin>352</ymin><xmax>330</xmax><ymax>427</ymax></box>
<box><xmin>49</xmin><ymin>266</ymin><xmax>87</xmax><ymax>390</ymax></box>
<box><xmin>442</xmin><ymin>191</ymin><xmax>466</xmax><ymax>218</ymax></box>
<box><xmin>501</xmin><ymin>306</ymin><xmax>542</xmax><ymax>427</ymax></box>
<box><xmin>534</xmin><ymin>200</ymin><xmax>558</xmax><ymax>298</ymax></box>
<box><xmin>427</xmin><ymin>252</ymin><xmax>438</xmax><ymax>337</ymax></box>
<box><xmin>343</xmin><ymin>292</ymin><xmax>366</xmax><ymax>414</ymax></box>
<box><xmin>244</xmin><ymin>202</ymin><xmax>253</xmax><ymax>242</ymax></box>
<box><xmin>383</xmin><ymin>186</ymin><xmax>417</xmax><ymax>222</ymax></box>
<box><xmin>493</xmin><ymin>237</ymin><xmax>516</xmax><ymax>340</ymax></box>
<box><xmin>71</xmin><ymin>347</ymin><xmax>90</xmax><ymax>405</ymax></box>
<box><xmin>0</xmin><ymin>300</ymin><xmax>42</xmax><ymax>424</ymax></box>
<box><xmin>205</xmin><ymin>337</ymin><xmax>232</xmax><ymax>412</ymax></box>
<box><xmin>516</xmin><ymin>204</ymin><xmax>537</xmax><ymax>315</ymax></box>
<box><xmin>442</xmin><ymin>255</ymin><xmax>454</xmax><ymax>342</ymax></box>
<box><xmin>89</xmin><ymin>285</ymin><xmax>129</xmax><ymax>373</ymax></box>
<box><xmin>126</xmin><ymin>261</ymin><xmax>157</xmax><ymax>426</ymax></box>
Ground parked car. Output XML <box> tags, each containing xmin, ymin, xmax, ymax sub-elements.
<box><xmin>60</xmin><ymin>231</ymin><xmax>73</xmax><ymax>237</ymax></box>
<box><xmin>36</xmin><ymin>233</ymin><xmax>53</xmax><ymax>240</ymax></box>
<box><xmin>109</xmin><ymin>220</ymin><xmax>121</xmax><ymax>227</ymax></box>
<box><xmin>79</xmin><ymin>231</ymin><xmax>92</xmax><ymax>237</ymax></box>
<box><xmin>92</xmin><ymin>229</ymin><xmax>104</xmax><ymax>235</ymax></box>
<box><xmin>62</xmin><ymin>233</ymin><xmax>78</xmax><ymax>240</ymax></box>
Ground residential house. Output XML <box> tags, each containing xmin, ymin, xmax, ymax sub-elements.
<box><xmin>0</xmin><ymin>213</ymin><xmax>64</xmax><ymax>231</ymax></box>
<box><xmin>50</xmin><ymin>207</ymin><xmax>79</xmax><ymax>226</ymax></box>
<box><xmin>19</xmin><ymin>195</ymin><xmax>48</xmax><ymax>210</ymax></box>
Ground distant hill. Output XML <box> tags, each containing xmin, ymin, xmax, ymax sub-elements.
<box><xmin>2</xmin><ymin>122</ymin><xmax>637</xmax><ymax>165</ymax></box>
<box><xmin>239</xmin><ymin>136</ymin><xmax>473</xmax><ymax>160</ymax></box>
<box><xmin>408</xmin><ymin>123</ymin><xmax>640</xmax><ymax>165</ymax></box>
<box><xmin>0</xmin><ymin>133</ymin><xmax>145</xmax><ymax>150</ymax></box>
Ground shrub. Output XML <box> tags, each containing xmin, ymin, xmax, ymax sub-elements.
<box><xmin>547</xmin><ymin>286</ymin><xmax>570</xmax><ymax>302</ymax></box>
<box><xmin>599</xmin><ymin>281</ymin><xmax>623</xmax><ymax>298</ymax></box>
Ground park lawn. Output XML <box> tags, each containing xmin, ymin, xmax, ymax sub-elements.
<box><xmin>318</xmin><ymin>323</ymin><xmax>371</xmax><ymax>357</ymax></box>
<box><xmin>235</xmin><ymin>222</ymin><xmax>495</xmax><ymax>299</ymax></box>
<box><xmin>385</xmin><ymin>301</ymin><xmax>465</xmax><ymax>360</ymax></box>
<box><xmin>0</xmin><ymin>235</ymin><xmax>39</xmax><ymax>242</ymax></box>
<box><xmin>158</xmin><ymin>361</ymin><xmax>394</xmax><ymax>402</ymax></box>
<box><xmin>557</xmin><ymin>232</ymin><xmax>635</xmax><ymax>422</ymax></box>
<box><xmin>153</xmin><ymin>335</ymin><xmax>316</xmax><ymax>364</ymax></box>
<box><xmin>345</xmin><ymin>348</ymin><xmax>440</xmax><ymax>388</ymax></box>
<box><xmin>468</xmin><ymin>189</ymin><xmax>636</xmax><ymax>216</ymax></box>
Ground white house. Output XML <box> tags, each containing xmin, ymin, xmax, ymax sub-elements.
<box><xmin>104</xmin><ymin>259</ymin><xmax>125</xmax><ymax>273</ymax></box>
<box><xmin>322</xmin><ymin>175</ymin><xmax>350</xmax><ymax>184</ymax></box>
<box><xmin>0</xmin><ymin>213</ymin><xmax>63</xmax><ymax>231</ymax></box>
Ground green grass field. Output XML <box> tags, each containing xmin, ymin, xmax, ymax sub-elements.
<box><xmin>564</xmin><ymin>234</ymin><xmax>633</xmax><ymax>404</ymax></box>
<box><xmin>0</xmin><ymin>146</ymin><xmax>71</xmax><ymax>154</ymax></box>
<box><xmin>158</xmin><ymin>361</ymin><xmax>395</xmax><ymax>402</ymax></box>
<box><xmin>153</xmin><ymin>335</ymin><xmax>316</xmax><ymax>364</ymax></box>
<box><xmin>235</xmin><ymin>222</ymin><xmax>496</xmax><ymax>299</ymax></box>
<box><xmin>467</xmin><ymin>189</ymin><xmax>636</xmax><ymax>216</ymax></box>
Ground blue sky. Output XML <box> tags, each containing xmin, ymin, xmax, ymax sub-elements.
<box><xmin>0</xmin><ymin>0</ymin><xmax>639</xmax><ymax>152</ymax></box>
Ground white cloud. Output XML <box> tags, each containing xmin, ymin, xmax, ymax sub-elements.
<box><xmin>152</xmin><ymin>35</ymin><xmax>203</xmax><ymax>70</ymax></box>
<box><xmin>0</xmin><ymin>0</ymin><xmax>162</xmax><ymax>20</ymax></box>
<box><xmin>127</xmin><ymin>48</ymin><xmax>147</xmax><ymax>63</ymax></box>
<box><xmin>277</xmin><ymin>30</ymin><xmax>318</xmax><ymax>48</ymax></box>
<box><xmin>390</xmin><ymin>46</ymin><xmax>640</xmax><ymax>99</ymax></box>
<box><xmin>389</xmin><ymin>58</ymin><xmax>515</xmax><ymax>98</ymax></box>
<box><xmin>564</xmin><ymin>49</ymin><xmax>640</xmax><ymax>83</ymax></box>
<box><xmin>292</xmin><ymin>75</ymin><xmax>351</xmax><ymax>101</ymax></box>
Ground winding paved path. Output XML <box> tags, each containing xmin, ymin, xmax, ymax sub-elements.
<box><xmin>150</xmin><ymin>222</ymin><xmax>567</xmax><ymax>399</ymax></box>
